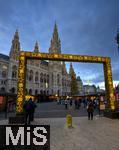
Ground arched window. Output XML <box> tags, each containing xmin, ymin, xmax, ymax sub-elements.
<box><xmin>2</xmin><ymin>71</ymin><xmax>7</xmax><ymax>78</ymax></box>
<box><xmin>64</xmin><ymin>79</ymin><xmax>66</xmax><ymax>86</ymax></box>
<box><xmin>62</xmin><ymin>79</ymin><xmax>64</xmax><ymax>86</ymax></box>
<box><xmin>40</xmin><ymin>90</ymin><xmax>43</xmax><ymax>94</ymax></box>
<box><xmin>35</xmin><ymin>72</ymin><xmax>39</xmax><ymax>82</ymax></box>
<box><xmin>12</xmin><ymin>65</ymin><xmax>17</xmax><ymax>78</ymax></box>
<box><xmin>40</xmin><ymin>73</ymin><xmax>43</xmax><ymax>83</ymax></box>
<box><xmin>52</xmin><ymin>73</ymin><xmax>54</xmax><ymax>82</ymax></box>
<box><xmin>0</xmin><ymin>87</ymin><xmax>5</xmax><ymax>92</ymax></box>
<box><xmin>29</xmin><ymin>70</ymin><xmax>33</xmax><ymax>81</ymax></box>
<box><xmin>29</xmin><ymin>89</ymin><xmax>32</xmax><ymax>95</ymax></box>
<box><xmin>44</xmin><ymin>74</ymin><xmax>46</xmax><ymax>83</ymax></box>
<box><xmin>10</xmin><ymin>87</ymin><xmax>15</xmax><ymax>93</ymax></box>
<box><xmin>43</xmin><ymin>90</ymin><xmax>46</xmax><ymax>95</ymax></box>
<box><xmin>35</xmin><ymin>89</ymin><xmax>38</xmax><ymax>95</ymax></box>
<box><xmin>57</xmin><ymin>74</ymin><xmax>60</xmax><ymax>85</ymax></box>
<box><xmin>25</xmin><ymin>88</ymin><xmax>28</xmax><ymax>94</ymax></box>
<box><xmin>26</xmin><ymin>69</ymin><xmax>29</xmax><ymax>80</ymax></box>
<box><xmin>57</xmin><ymin>90</ymin><xmax>60</xmax><ymax>96</ymax></box>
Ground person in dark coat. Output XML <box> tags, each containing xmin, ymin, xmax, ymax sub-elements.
<box><xmin>23</xmin><ymin>98</ymin><xmax>36</xmax><ymax>125</ymax></box>
<box><xmin>69</xmin><ymin>99</ymin><xmax>73</xmax><ymax>107</ymax></box>
<box><xmin>87</xmin><ymin>100</ymin><xmax>94</xmax><ymax>120</ymax></box>
<box><xmin>77</xmin><ymin>99</ymin><xmax>81</xmax><ymax>109</ymax></box>
<box><xmin>31</xmin><ymin>100</ymin><xmax>37</xmax><ymax>121</ymax></box>
<box><xmin>75</xmin><ymin>100</ymin><xmax>77</xmax><ymax>109</ymax></box>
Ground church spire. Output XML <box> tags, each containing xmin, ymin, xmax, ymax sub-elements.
<box><xmin>69</xmin><ymin>63</ymin><xmax>75</xmax><ymax>75</ymax></box>
<box><xmin>14</xmin><ymin>29</ymin><xmax>19</xmax><ymax>40</ymax></box>
<box><xmin>49</xmin><ymin>22</ymin><xmax>61</xmax><ymax>54</ymax></box>
<box><xmin>34</xmin><ymin>41</ymin><xmax>39</xmax><ymax>52</ymax></box>
<box><xmin>53</xmin><ymin>22</ymin><xmax>58</xmax><ymax>40</ymax></box>
<box><xmin>9</xmin><ymin>29</ymin><xmax>20</xmax><ymax>60</ymax></box>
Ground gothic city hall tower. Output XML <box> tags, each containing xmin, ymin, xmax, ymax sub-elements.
<box><xmin>0</xmin><ymin>23</ymin><xmax>81</xmax><ymax>97</ymax></box>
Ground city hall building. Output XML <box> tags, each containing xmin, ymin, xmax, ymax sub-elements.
<box><xmin>0</xmin><ymin>24</ymin><xmax>81</xmax><ymax>97</ymax></box>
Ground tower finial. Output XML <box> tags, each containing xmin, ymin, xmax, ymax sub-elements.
<box><xmin>69</xmin><ymin>62</ymin><xmax>75</xmax><ymax>75</ymax></box>
<box><xmin>54</xmin><ymin>21</ymin><xmax>58</xmax><ymax>31</ymax></box>
<box><xmin>49</xmin><ymin>22</ymin><xmax>61</xmax><ymax>54</ymax></box>
<box><xmin>34</xmin><ymin>41</ymin><xmax>39</xmax><ymax>52</ymax></box>
<box><xmin>14</xmin><ymin>29</ymin><xmax>19</xmax><ymax>39</ymax></box>
<box><xmin>9</xmin><ymin>29</ymin><xmax>20</xmax><ymax>60</ymax></box>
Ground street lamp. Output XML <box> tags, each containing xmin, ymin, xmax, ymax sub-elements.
<box><xmin>115</xmin><ymin>28</ymin><xmax>119</xmax><ymax>55</ymax></box>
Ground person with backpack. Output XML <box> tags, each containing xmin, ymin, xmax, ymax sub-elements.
<box><xmin>23</xmin><ymin>98</ymin><xmax>35</xmax><ymax>125</ymax></box>
<box><xmin>87</xmin><ymin>100</ymin><xmax>94</xmax><ymax>120</ymax></box>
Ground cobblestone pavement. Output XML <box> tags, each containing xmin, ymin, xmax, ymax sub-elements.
<box><xmin>0</xmin><ymin>116</ymin><xmax>119</xmax><ymax>150</ymax></box>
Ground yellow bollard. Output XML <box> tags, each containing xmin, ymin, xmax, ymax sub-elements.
<box><xmin>66</xmin><ymin>114</ymin><xmax>72</xmax><ymax>128</ymax></box>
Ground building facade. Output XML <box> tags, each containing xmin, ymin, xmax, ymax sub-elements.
<box><xmin>0</xmin><ymin>24</ymin><xmax>73</xmax><ymax>96</ymax></box>
<box><xmin>83</xmin><ymin>85</ymin><xmax>97</xmax><ymax>95</ymax></box>
<box><xmin>76</xmin><ymin>76</ymin><xmax>84</xmax><ymax>95</ymax></box>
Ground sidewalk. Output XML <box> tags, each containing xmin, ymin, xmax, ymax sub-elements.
<box><xmin>0</xmin><ymin>116</ymin><xmax>119</xmax><ymax>150</ymax></box>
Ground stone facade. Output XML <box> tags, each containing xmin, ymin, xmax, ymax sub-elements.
<box><xmin>0</xmin><ymin>24</ymin><xmax>72</xmax><ymax>96</ymax></box>
<box><xmin>83</xmin><ymin>85</ymin><xmax>97</xmax><ymax>95</ymax></box>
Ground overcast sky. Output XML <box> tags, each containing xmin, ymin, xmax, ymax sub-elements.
<box><xmin>0</xmin><ymin>0</ymin><xmax>119</xmax><ymax>88</ymax></box>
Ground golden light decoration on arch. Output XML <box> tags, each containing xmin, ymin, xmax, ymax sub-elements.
<box><xmin>16</xmin><ymin>51</ymin><xmax>116</xmax><ymax>114</ymax></box>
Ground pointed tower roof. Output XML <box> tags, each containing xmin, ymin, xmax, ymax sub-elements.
<box><xmin>62</xmin><ymin>61</ymin><xmax>67</xmax><ymax>74</ymax></box>
<box><xmin>49</xmin><ymin>22</ymin><xmax>61</xmax><ymax>54</ymax></box>
<box><xmin>53</xmin><ymin>22</ymin><xmax>58</xmax><ymax>39</ymax></box>
<box><xmin>69</xmin><ymin>62</ymin><xmax>73</xmax><ymax>70</ymax></box>
<box><xmin>9</xmin><ymin>29</ymin><xmax>20</xmax><ymax>60</ymax></box>
<box><xmin>14</xmin><ymin>29</ymin><xmax>19</xmax><ymax>39</ymax></box>
<box><xmin>34</xmin><ymin>41</ymin><xmax>39</xmax><ymax>52</ymax></box>
<box><xmin>69</xmin><ymin>63</ymin><xmax>75</xmax><ymax>75</ymax></box>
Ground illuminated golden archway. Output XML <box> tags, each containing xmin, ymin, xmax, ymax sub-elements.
<box><xmin>16</xmin><ymin>51</ymin><xmax>116</xmax><ymax>114</ymax></box>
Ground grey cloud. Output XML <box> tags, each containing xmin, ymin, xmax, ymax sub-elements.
<box><xmin>0</xmin><ymin>0</ymin><xmax>119</xmax><ymax>83</ymax></box>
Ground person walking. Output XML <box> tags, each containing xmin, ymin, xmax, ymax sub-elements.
<box><xmin>87</xmin><ymin>100</ymin><xmax>94</xmax><ymax>120</ymax></box>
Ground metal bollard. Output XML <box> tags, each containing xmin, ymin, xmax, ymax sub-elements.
<box><xmin>66</xmin><ymin>114</ymin><xmax>72</xmax><ymax>128</ymax></box>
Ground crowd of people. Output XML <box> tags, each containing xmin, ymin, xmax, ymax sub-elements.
<box><xmin>57</xmin><ymin>97</ymin><xmax>100</xmax><ymax>120</ymax></box>
<box><xmin>22</xmin><ymin>96</ymin><xmax>102</xmax><ymax>124</ymax></box>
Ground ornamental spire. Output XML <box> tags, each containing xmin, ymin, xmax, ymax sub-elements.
<box><xmin>9</xmin><ymin>29</ymin><xmax>20</xmax><ymax>60</ymax></box>
<box><xmin>69</xmin><ymin>63</ymin><xmax>75</xmax><ymax>75</ymax></box>
<box><xmin>34</xmin><ymin>41</ymin><xmax>39</xmax><ymax>52</ymax></box>
<box><xmin>49</xmin><ymin>22</ymin><xmax>61</xmax><ymax>54</ymax></box>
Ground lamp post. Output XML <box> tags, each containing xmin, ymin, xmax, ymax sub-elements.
<box><xmin>115</xmin><ymin>28</ymin><xmax>119</xmax><ymax>55</ymax></box>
